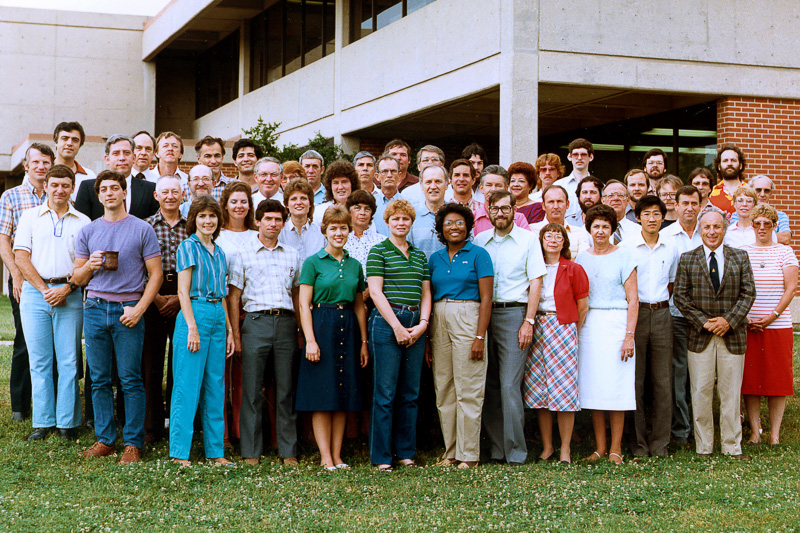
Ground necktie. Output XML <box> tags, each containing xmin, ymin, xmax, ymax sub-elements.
<box><xmin>709</xmin><ymin>250</ymin><xmax>720</xmax><ymax>292</ymax></box>
<box><xmin>134</xmin><ymin>173</ymin><xmax>145</xmax><ymax>180</ymax></box>
<box><xmin>613</xmin><ymin>227</ymin><xmax>622</xmax><ymax>245</ymax></box>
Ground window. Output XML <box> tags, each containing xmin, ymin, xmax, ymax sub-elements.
<box><xmin>250</xmin><ymin>0</ymin><xmax>337</xmax><ymax>91</ymax></box>
<box><xmin>350</xmin><ymin>0</ymin><xmax>437</xmax><ymax>42</ymax></box>
<box><xmin>196</xmin><ymin>31</ymin><xmax>239</xmax><ymax>118</ymax></box>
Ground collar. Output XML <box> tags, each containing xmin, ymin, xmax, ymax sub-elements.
<box><xmin>291</xmin><ymin>219</ymin><xmax>313</xmax><ymax>232</ymax></box>
<box><xmin>37</xmin><ymin>201</ymin><xmax>80</xmax><ymax>218</ymax></box>
<box><xmin>252</xmin><ymin>232</ymin><xmax>285</xmax><ymax>252</ymax></box>
<box><xmin>489</xmin><ymin>223</ymin><xmax>523</xmax><ymax>243</ymax></box>
<box><xmin>151</xmin><ymin>209</ymin><xmax>186</xmax><ymax>226</ymax></box>
<box><xmin>188</xmin><ymin>233</ymin><xmax>219</xmax><ymax>253</ymax></box>
<box><xmin>23</xmin><ymin>175</ymin><xmax>46</xmax><ymax>199</ymax></box>
<box><xmin>702</xmin><ymin>244</ymin><xmax>722</xmax><ymax>258</ymax></box>
<box><xmin>628</xmin><ymin>229</ymin><xmax>665</xmax><ymax>249</ymax></box>
<box><xmin>74</xmin><ymin>161</ymin><xmax>89</xmax><ymax>175</ymax></box>
<box><xmin>315</xmin><ymin>248</ymin><xmax>351</xmax><ymax>260</ymax></box>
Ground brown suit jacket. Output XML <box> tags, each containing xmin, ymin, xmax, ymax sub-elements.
<box><xmin>673</xmin><ymin>244</ymin><xmax>755</xmax><ymax>354</ymax></box>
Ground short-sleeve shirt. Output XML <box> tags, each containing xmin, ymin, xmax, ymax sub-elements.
<box><xmin>575</xmin><ymin>247</ymin><xmax>637</xmax><ymax>310</ymax></box>
<box><xmin>429</xmin><ymin>241</ymin><xmax>493</xmax><ymax>301</ymax></box>
<box><xmin>407</xmin><ymin>205</ymin><xmax>445</xmax><ymax>259</ymax></box>
<box><xmin>216</xmin><ymin>228</ymin><xmax>258</xmax><ymax>269</ymax></box>
<box><xmin>227</xmin><ymin>233</ymin><xmax>302</xmax><ymax>312</ymax></box>
<box><xmin>177</xmin><ymin>234</ymin><xmax>228</xmax><ymax>300</ymax></box>
<box><xmin>0</xmin><ymin>177</ymin><xmax>47</xmax><ymax>240</ymax></box>
<box><xmin>620</xmin><ymin>230</ymin><xmax>679</xmax><ymax>303</ymax></box>
<box><xmin>278</xmin><ymin>219</ymin><xmax>327</xmax><ymax>261</ymax></box>
<box><xmin>474</xmin><ymin>224</ymin><xmax>547</xmax><ymax>303</ymax></box>
<box><xmin>366</xmin><ymin>239</ymin><xmax>429</xmax><ymax>307</ymax></box>
<box><xmin>75</xmin><ymin>214</ymin><xmax>162</xmax><ymax>301</ymax></box>
<box><xmin>742</xmin><ymin>243</ymin><xmax>799</xmax><ymax>328</ymax></box>
<box><xmin>145</xmin><ymin>210</ymin><xmax>188</xmax><ymax>274</ymax></box>
<box><xmin>300</xmin><ymin>249</ymin><xmax>365</xmax><ymax>304</ymax></box>
<box><xmin>13</xmin><ymin>203</ymin><xmax>90</xmax><ymax>279</ymax></box>
<box><xmin>343</xmin><ymin>226</ymin><xmax>386</xmax><ymax>276</ymax></box>
<box><xmin>708</xmin><ymin>181</ymin><xmax>744</xmax><ymax>215</ymax></box>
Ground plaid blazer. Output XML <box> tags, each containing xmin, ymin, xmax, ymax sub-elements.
<box><xmin>673</xmin><ymin>245</ymin><xmax>755</xmax><ymax>354</ymax></box>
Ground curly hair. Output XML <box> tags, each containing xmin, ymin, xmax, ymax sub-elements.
<box><xmin>434</xmin><ymin>203</ymin><xmax>474</xmax><ymax>245</ymax></box>
<box><xmin>186</xmin><ymin>196</ymin><xmax>224</xmax><ymax>240</ymax></box>
<box><xmin>220</xmin><ymin>181</ymin><xmax>257</xmax><ymax>230</ymax></box>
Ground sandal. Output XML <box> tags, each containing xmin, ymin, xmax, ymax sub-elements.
<box><xmin>398</xmin><ymin>460</ymin><xmax>419</xmax><ymax>468</ymax></box>
<box><xmin>323</xmin><ymin>465</ymin><xmax>337</xmax><ymax>472</ymax></box>
<box><xmin>376</xmin><ymin>464</ymin><xmax>393</xmax><ymax>473</ymax></box>
<box><xmin>434</xmin><ymin>458</ymin><xmax>458</xmax><ymax>467</ymax></box>
<box><xmin>584</xmin><ymin>451</ymin><xmax>605</xmax><ymax>462</ymax></box>
<box><xmin>171</xmin><ymin>458</ymin><xmax>191</xmax><ymax>467</ymax></box>
<box><xmin>609</xmin><ymin>452</ymin><xmax>624</xmax><ymax>465</ymax></box>
<box><xmin>209</xmin><ymin>457</ymin><xmax>235</xmax><ymax>467</ymax></box>
<box><xmin>458</xmin><ymin>461</ymin><xmax>478</xmax><ymax>469</ymax></box>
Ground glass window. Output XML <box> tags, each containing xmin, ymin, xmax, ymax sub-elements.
<box><xmin>407</xmin><ymin>0</ymin><xmax>436</xmax><ymax>16</ymax></box>
<box><xmin>196</xmin><ymin>30</ymin><xmax>239</xmax><ymax>118</ymax></box>
<box><xmin>305</xmin><ymin>0</ymin><xmax>324</xmax><ymax>66</ymax></box>
<box><xmin>267</xmin><ymin>3</ymin><xmax>284</xmax><ymax>83</ymax></box>
<box><xmin>284</xmin><ymin>0</ymin><xmax>303</xmax><ymax>76</ymax></box>
<box><xmin>350</xmin><ymin>0</ymin><xmax>372</xmax><ymax>41</ymax></box>
<box><xmin>350</xmin><ymin>0</ymin><xmax>438</xmax><ymax>43</ymax></box>
<box><xmin>324</xmin><ymin>0</ymin><xmax>336</xmax><ymax>55</ymax></box>
<box><xmin>375</xmin><ymin>0</ymin><xmax>403</xmax><ymax>31</ymax></box>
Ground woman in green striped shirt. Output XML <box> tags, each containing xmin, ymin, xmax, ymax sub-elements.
<box><xmin>366</xmin><ymin>199</ymin><xmax>431</xmax><ymax>473</ymax></box>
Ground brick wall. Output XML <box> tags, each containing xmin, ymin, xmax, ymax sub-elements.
<box><xmin>716</xmin><ymin>96</ymin><xmax>800</xmax><ymax>258</ymax></box>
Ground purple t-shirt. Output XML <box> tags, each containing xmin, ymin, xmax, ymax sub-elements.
<box><xmin>76</xmin><ymin>215</ymin><xmax>161</xmax><ymax>301</ymax></box>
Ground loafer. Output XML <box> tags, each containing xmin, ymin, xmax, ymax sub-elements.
<box><xmin>727</xmin><ymin>453</ymin><xmax>748</xmax><ymax>461</ymax></box>
<box><xmin>59</xmin><ymin>428</ymin><xmax>78</xmax><ymax>440</ymax></box>
<box><xmin>119</xmin><ymin>445</ymin><xmax>142</xmax><ymax>465</ymax></box>
<box><xmin>508</xmin><ymin>461</ymin><xmax>525</xmax><ymax>467</ymax></box>
<box><xmin>27</xmin><ymin>427</ymin><xmax>56</xmax><ymax>441</ymax></box>
<box><xmin>11</xmin><ymin>412</ymin><xmax>26</xmax><ymax>422</ymax></box>
<box><xmin>82</xmin><ymin>441</ymin><xmax>116</xmax><ymax>458</ymax></box>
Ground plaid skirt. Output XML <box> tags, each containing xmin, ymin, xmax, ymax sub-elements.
<box><xmin>523</xmin><ymin>314</ymin><xmax>579</xmax><ymax>411</ymax></box>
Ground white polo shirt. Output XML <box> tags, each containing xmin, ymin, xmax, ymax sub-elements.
<box><xmin>620</xmin><ymin>230</ymin><xmax>679</xmax><ymax>304</ymax></box>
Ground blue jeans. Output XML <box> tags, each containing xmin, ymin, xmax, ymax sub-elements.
<box><xmin>19</xmin><ymin>282</ymin><xmax>82</xmax><ymax>429</ymax></box>
<box><xmin>369</xmin><ymin>307</ymin><xmax>425</xmax><ymax>465</ymax></box>
<box><xmin>84</xmin><ymin>298</ymin><xmax>146</xmax><ymax>448</ymax></box>
<box><xmin>169</xmin><ymin>301</ymin><xmax>227</xmax><ymax>460</ymax></box>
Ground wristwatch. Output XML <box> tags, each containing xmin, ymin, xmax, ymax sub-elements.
<box><xmin>67</xmin><ymin>281</ymin><xmax>79</xmax><ymax>292</ymax></box>
<box><xmin>525</xmin><ymin>318</ymin><xmax>535</xmax><ymax>326</ymax></box>
<box><xmin>475</xmin><ymin>335</ymin><xmax>485</xmax><ymax>341</ymax></box>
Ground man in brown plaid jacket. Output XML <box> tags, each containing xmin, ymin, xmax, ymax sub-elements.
<box><xmin>673</xmin><ymin>210</ymin><xmax>755</xmax><ymax>459</ymax></box>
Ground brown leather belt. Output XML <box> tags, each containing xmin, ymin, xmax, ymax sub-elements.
<box><xmin>640</xmin><ymin>300</ymin><xmax>670</xmax><ymax>310</ymax></box>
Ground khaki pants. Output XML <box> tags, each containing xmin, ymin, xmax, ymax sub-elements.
<box><xmin>430</xmin><ymin>300</ymin><xmax>487</xmax><ymax>462</ymax></box>
<box><xmin>688</xmin><ymin>335</ymin><xmax>744</xmax><ymax>455</ymax></box>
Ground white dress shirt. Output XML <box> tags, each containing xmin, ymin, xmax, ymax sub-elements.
<box><xmin>702</xmin><ymin>244</ymin><xmax>725</xmax><ymax>280</ymax></box>
<box><xmin>474</xmin><ymin>224</ymin><xmax>546</xmax><ymax>303</ymax></box>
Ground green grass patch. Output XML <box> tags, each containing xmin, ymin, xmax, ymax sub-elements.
<box><xmin>1</xmin><ymin>336</ymin><xmax>800</xmax><ymax>530</ymax></box>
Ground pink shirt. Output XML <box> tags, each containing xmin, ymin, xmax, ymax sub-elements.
<box><xmin>472</xmin><ymin>205</ymin><xmax>531</xmax><ymax>235</ymax></box>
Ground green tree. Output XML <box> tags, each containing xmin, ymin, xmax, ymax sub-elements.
<box><xmin>242</xmin><ymin>117</ymin><xmax>353</xmax><ymax>164</ymax></box>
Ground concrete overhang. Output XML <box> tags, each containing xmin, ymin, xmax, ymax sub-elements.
<box><xmin>143</xmin><ymin>0</ymin><xmax>264</xmax><ymax>61</ymax></box>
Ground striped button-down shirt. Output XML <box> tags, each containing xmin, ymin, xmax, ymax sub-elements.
<box><xmin>177</xmin><ymin>234</ymin><xmax>228</xmax><ymax>299</ymax></box>
<box><xmin>0</xmin><ymin>176</ymin><xmax>47</xmax><ymax>240</ymax></box>
<box><xmin>228</xmin><ymin>232</ymin><xmax>302</xmax><ymax>312</ymax></box>
<box><xmin>146</xmin><ymin>210</ymin><xmax>188</xmax><ymax>274</ymax></box>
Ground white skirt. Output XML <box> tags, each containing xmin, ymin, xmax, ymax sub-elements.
<box><xmin>577</xmin><ymin>308</ymin><xmax>635</xmax><ymax>411</ymax></box>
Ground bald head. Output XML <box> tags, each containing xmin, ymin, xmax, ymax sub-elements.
<box><xmin>188</xmin><ymin>164</ymin><xmax>213</xmax><ymax>199</ymax></box>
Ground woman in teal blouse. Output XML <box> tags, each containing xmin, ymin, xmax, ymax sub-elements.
<box><xmin>296</xmin><ymin>206</ymin><xmax>369</xmax><ymax>470</ymax></box>
<box><xmin>170</xmin><ymin>196</ymin><xmax>235</xmax><ymax>466</ymax></box>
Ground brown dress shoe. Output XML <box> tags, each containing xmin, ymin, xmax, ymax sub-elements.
<box><xmin>119</xmin><ymin>445</ymin><xmax>142</xmax><ymax>465</ymax></box>
<box><xmin>82</xmin><ymin>441</ymin><xmax>115</xmax><ymax>458</ymax></box>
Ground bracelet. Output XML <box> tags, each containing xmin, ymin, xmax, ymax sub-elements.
<box><xmin>626</xmin><ymin>331</ymin><xmax>635</xmax><ymax>336</ymax></box>
<box><xmin>362</xmin><ymin>340</ymin><xmax>368</xmax><ymax>344</ymax></box>
<box><xmin>773</xmin><ymin>310</ymin><xmax>781</xmax><ymax>318</ymax></box>
<box><xmin>420</xmin><ymin>318</ymin><xmax>429</xmax><ymax>324</ymax></box>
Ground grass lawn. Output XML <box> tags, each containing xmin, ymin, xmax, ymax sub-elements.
<box><xmin>1</xmin><ymin>328</ymin><xmax>799</xmax><ymax>530</ymax></box>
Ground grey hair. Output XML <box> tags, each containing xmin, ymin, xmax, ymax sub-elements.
<box><xmin>419</xmin><ymin>164</ymin><xmax>448</xmax><ymax>183</ymax></box>
<box><xmin>155</xmin><ymin>174</ymin><xmax>183</xmax><ymax>191</ymax></box>
<box><xmin>749</xmin><ymin>174</ymin><xmax>774</xmax><ymax>189</ymax></box>
<box><xmin>354</xmin><ymin>151</ymin><xmax>375</xmax><ymax>164</ymax></box>
<box><xmin>416</xmin><ymin>145</ymin><xmax>445</xmax><ymax>166</ymax></box>
<box><xmin>299</xmin><ymin>150</ymin><xmax>324</xmax><ymax>167</ymax></box>
<box><xmin>698</xmin><ymin>209</ymin><xmax>729</xmax><ymax>231</ymax></box>
<box><xmin>376</xmin><ymin>154</ymin><xmax>400</xmax><ymax>169</ymax></box>
<box><xmin>255</xmin><ymin>156</ymin><xmax>283</xmax><ymax>174</ymax></box>
<box><xmin>480</xmin><ymin>165</ymin><xmax>509</xmax><ymax>186</ymax></box>
<box><xmin>105</xmin><ymin>134</ymin><xmax>135</xmax><ymax>155</ymax></box>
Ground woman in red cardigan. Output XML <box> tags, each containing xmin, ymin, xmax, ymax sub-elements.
<box><xmin>523</xmin><ymin>223</ymin><xmax>589</xmax><ymax>464</ymax></box>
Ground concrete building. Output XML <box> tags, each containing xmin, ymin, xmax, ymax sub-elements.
<box><xmin>2</xmin><ymin>0</ymin><xmax>800</xmax><ymax>221</ymax></box>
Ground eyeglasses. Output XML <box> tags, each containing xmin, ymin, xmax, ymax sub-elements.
<box><xmin>571</xmin><ymin>152</ymin><xmax>590</xmax><ymax>159</ymax></box>
<box><xmin>603</xmin><ymin>192</ymin><xmax>627</xmax><ymax>199</ymax></box>
<box><xmin>659</xmin><ymin>192</ymin><xmax>677</xmax><ymax>199</ymax></box>
<box><xmin>443</xmin><ymin>220</ymin><xmax>466</xmax><ymax>228</ymax></box>
<box><xmin>256</xmin><ymin>171</ymin><xmax>281</xmax><ymax>179</ymax></box>
<box><xmin>543</xmin><ymin>233</ymin><xmax>564</xmax><ymax>242</ymax></box>
<box><xmin>488</xmin><ymin>205</ymin><xmax>513</xmax><ymax>215</ymax></box>
<box><xmin>420</xmin><ymin>157</ymin><xmax>441</xmax><ymax>164</ymax></box>
<box><xmin>189</xmin><ymin>177</ymin><xmax>213</xmax><ymax>183</ymax></box>
<box><xmin>753</xmin><ymin>220</ymin><xmax>774</xmax><ymax>228</ymax></box>
<box><xmin>754</xmin><ymin>188</ymin><xmax>772</xmax><ymax>194</ymax></box>
<box><xmin>379</xmin><ymin>169</ymin><xmax>399</xmax><ymax>175</ymax></box>
<box><xmin>646</xmin><ymin>160</ymin><xmax>665</xmax><ymax>167</ymax></box>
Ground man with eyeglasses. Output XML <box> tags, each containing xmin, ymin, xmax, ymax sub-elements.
<box><xmin>555</xmin><ymin>139</ymin><xmax>593</xmax><ymax>223</ymax></box>
<box><xmin>623</xmin><ymin>169</ymin><xmax>648</xmax><ymax>223</ymax></box>
<box><xmin>601</xmin><ymin>180</ymin><xmax>640</xmax><ymax>243</ymax></box>
<box><xmin>709</xmin><ymin>144</ymin><xmax>747</xmax><ymax>215</ymax></box>
<box><xmin>0</xmin><ymin>143</ymin><xmax>53</xmax><ymax>422</ymax></box>
<box><xmin>142</xmin><ymin>175</ymin><xmax>187</xmax><ymax>443</ymax></box>
<box><xmin>232</xmin><ymin>138</ymin><xmax>264</xmax><ymax>192</ymax></box>
<box><xmin>252</xmin><ymin>157</ymin><xmax>285</xmax><ymax>205</ymax></box>
<box><xmin>656</xmin><ymin>175</ymin><xmax>684</xmax><ymax>230</ymax></box>
<box><xmin>620</xmin><ymin>195</ymin><xmax>680</xmax><ymax>458</ymax></box>
<box><xmin>729</xmin><ymin>175</ymin><xmax>791</xmax><ymax>245</ymax></box>
<box><xmin>472</xmin><ymin>166</ymin><xmax>530</xmax><ymax>235</ymax></box>
<box><xmin>688</xmin><ymin>167</ymin><xmax>725</xmax><ymax>219</ymax></box>
<box><xmin>14</xmin><ymin>165</ymin><xmax>90</xmax><ymax>440</ymax></box>
<box><xmin>401</xmin><ymin>145</ymin><xmax>445</xmax><ymax>208</ymax></box>
<box><xmin>180</xmin><ymin>165</ymin><xmax>215</xmax><ymax>217</ymax></box>
<box><xmin>373</xmin><ymin>155</ymin><xmax>405</xmax><ymax>236</ymax></box>
<box><xmin>194</xmin><ymin>136</ymin><xmax>233</xmax><ymax>201</ymax></box>
<box><xmin>642</xmin><ymin>149</ymin><xmax>668</xmax><ymax>194</ymax></box>
<box><xmin>75</xmin><ymin>134</ymin><xmax>159</xmax><ymax>221</ymax></box>
<box><xmin>354</xmin><ymin>151</ymin><xmax>377</xmax><ymax>194</ymax></box>
<box><xmin>475</xmin><ymin>190</ymin><xmax>545</xmax><ymax>466</ymax></box>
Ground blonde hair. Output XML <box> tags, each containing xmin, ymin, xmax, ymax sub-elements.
<box><xmin>383</xmin><ymin>199</ymin><xmax>416</xmax><ymax>223</ymax></box>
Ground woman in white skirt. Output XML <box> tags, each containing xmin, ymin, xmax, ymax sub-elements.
<box><xmin>575</xmin><ymin>204</ymin><xmax>638</xmax><ymax>465</ymax></box>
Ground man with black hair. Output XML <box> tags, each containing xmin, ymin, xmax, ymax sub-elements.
<box><xmin>232</xmin><ymin>138</ymin><xmax>264</xmax><ymax>191</ymax></box>
<box><xmin>132</xmin><ymin>131</ymin><xmax>158</xmax><ymax>182</ymax></box>
<box><xmin>565</xmin><ymin>175</ymin><xmax>603</xmax><ymax>227</ymax></box>
<box><xmin>195</xmin><ymin>135</ymin><xmax>232</xmax><ymax>200</ymax></box>
<box><xmin>54</xmin><ymin>121</ymin><xmax>96</xmax><ymax>200</ymax></box>
<box><xmin>461</xmin><ymin>143</ymin><xmax>486</xmax><ymax>177</ymax></box>
<box><xmin>621</xmin><ymin>195</ymin><xmax>679</xmax><ymax>457</ymax></box>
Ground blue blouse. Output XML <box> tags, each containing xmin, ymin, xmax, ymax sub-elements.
<box><xmin>176</xmin><ymin>234</ymin><xmax>228</xmax><ymax>300</ymax></box>
<box><xmin>429</xmin><ymin>242</ymin><xmax>494</xmax><ymax>301</ymax></box>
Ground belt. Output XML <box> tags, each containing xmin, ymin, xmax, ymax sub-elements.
<box><xmin>535</xmin><ymin>311</ymin><xmax>557</xmax><ymax>316</ymax></box>
<box><xmin>440</xmin><ymin>298</ymin><xmax>473</xmax><ymax>303</ymax></box>
<box><xmin>314</xmin><ymin>303</ymin><xmax>352</xmax><ymax>310</ymax></box>
<box><xmin>164</xmin><ymin>272</ymin><xmax>178</xmax><ymax>282</ymax></box>
<box><xmin>190</xmin><ymin>296</ymin><xmax>222</xmax><ymax>303</ymax></box>
<box><xmin>43</xmin><ymin>277</ymin><xmax>70</xmax><ymax>284</ymax></box>
<box><xmin>389</xmin><ymin>302</ymin><xmax>419</xmax><ymax>312</ymax></box>
<box><xmin>253</xmin><ymin>308</ymin><xmax>293</xmax><ymax>316</ymax></box>
<box><xmin>492</xmin><ymin>302</ymin><xmax>527</xmax><ymax>308</ymax></box>
<box><xmin>640</xmin><ymin>300</ymin><xmax>669</xmax><ymax>310</ymax></box>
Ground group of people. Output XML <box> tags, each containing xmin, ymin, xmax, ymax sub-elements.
<box><xmin>3</xmin><ymin>122</ymin><xmax>795</xmax><ymax>469</ymax></box>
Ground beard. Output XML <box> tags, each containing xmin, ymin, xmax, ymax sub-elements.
<box><xmin>579</xmin><ymin>200</ymin><xmax>597</xmax><ymax>214</ymax></box>
<box><xmin>492</xmin><ymin>215</ymin><xmax>514</xmax><ymax>231</ymax></box>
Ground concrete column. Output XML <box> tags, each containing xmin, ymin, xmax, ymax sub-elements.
<box><xmin>238</xmin><ymin>20</ymin><xmax>250</xmax><ymax>135</ymax></box>
<box><xmin>333</xmin><ymin>0</ymin><xmax>349</xmax><ymax>148</ymax></box>
<box><xmin>498</xmin><ymin>0</ymin><xmax>539</xmax><ymax>166</ymax></box>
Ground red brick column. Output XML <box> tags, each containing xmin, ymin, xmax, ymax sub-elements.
<box><xmin>717</xmin><ymin>96</ymin><xmax>800</xmax><ymax>259</ymax></box>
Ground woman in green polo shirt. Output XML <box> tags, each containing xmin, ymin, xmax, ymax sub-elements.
<box><xmin>366</xmin><ymin>199</ymin><xmax>432</xmax><ymax>473</ymax></box>
<box><xmin>295</xmin><ymin>206</ymin><xmax>369</xmax><ymax>471</ymax></box>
